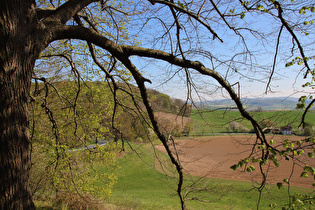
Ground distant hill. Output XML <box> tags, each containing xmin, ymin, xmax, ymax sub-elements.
<box><xmin>196</xmin><ymin>97</ymin><xmax>310</xmax><ymax>110</ymax></box>
<box><xmin>148</xmin><ymin>89</ymin><xmax>191</xmax><ymax>116</ymax></box>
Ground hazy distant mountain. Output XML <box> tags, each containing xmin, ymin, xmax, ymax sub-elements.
<box><xmin>196</xmin><ymin>97</ymin><xmax>306</xmax><ymax>110</ymax></box>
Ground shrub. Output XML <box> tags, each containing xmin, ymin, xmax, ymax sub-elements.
<box><xmin>304</xmin><ymin>126</ymin><xmax>313</xmax><ymax>136</ymax></box>
<box><xmin>172</xmin><ymin>124</ymin><xmax>183</xmax><ymax>137</ymax></box>
<box><xmin>229</xmin><ymin>121</ymin><xmax>250</xmax><ymax>133</ymax></box>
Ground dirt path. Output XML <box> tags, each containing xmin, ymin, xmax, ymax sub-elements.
<box><xmin>155</xmin><ymin>135</ymin><xmax>314</xmax><ymax>189</ymax></box>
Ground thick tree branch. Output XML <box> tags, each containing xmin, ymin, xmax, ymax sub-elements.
<box><xmin>36</xmin><ymin>8</ymin><xmax>55</xmax><ymax>20</ymax></box>
<box><xmin>51</xmin><ymin>26</ymin><xmax>286</xmax><ymax>209</ymax></box>
<box><xmin>51</xmin><ymin>24</ymin><xmax>188</xmax><ymax>206</ymax></box>
<box><xmin>52</xmin><ymin>25</ymin><xmax>265</xmax><ymax>144</ymax></box>
<box><xmin>42</xmin><ymin>0</ymin><xmax>99</xmax><ymax>24</ymax></box>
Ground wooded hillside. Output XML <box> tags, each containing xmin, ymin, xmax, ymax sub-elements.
<box><xmin>30</xmin><ymin>81</ymin><xmax>191</xmax><ymax>143</ymax></box>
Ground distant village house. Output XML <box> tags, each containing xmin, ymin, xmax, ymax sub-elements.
<box><xmin>280</xmin><ymin>126</ymin><xmax>292</xmax><ymax>135</ymax></box>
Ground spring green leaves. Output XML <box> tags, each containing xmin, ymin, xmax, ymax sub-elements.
<box><xmin>230</xmin><ymin>137</ymin><xmax>315</xmax><ymax>188</ymax></box>
<box><xmin>299</xmin><ymin>6</ymin><xmax>315</xmax><ymax>15</ymax></box>
<box><xmin>276</xmin><ymin>178</ymin><xmax>289</xmax><ymax>189</ymax></box>
<box><xmin>177</xmin><ymin>1</ymin><xmax>186</xmax><ymax>9</ymax></box>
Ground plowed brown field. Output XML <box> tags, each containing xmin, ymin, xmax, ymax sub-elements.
<box><xmin>156</xmin><ymin>135</ymin><xmax>315</xmax><ymax>189</ymax></box>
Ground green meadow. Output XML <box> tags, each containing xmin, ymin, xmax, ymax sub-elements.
<box><xmin>103</xmin><ymin>109</ymin><xmax>315</xmax><ymax>209</ymax></box>
<box><xmin>190</xmin><ymin>109</ymin><xmax>315</xmax><ymax>135</ymax></box>
<box><xmin>35</xmin><ymin>109</ymin><xmax>315</xmax><ymax>209</ymax></box>
<box><xmin>104</xmin><ymin>142</ymin><xmax>314</xmax><ymax>210</ymax></box>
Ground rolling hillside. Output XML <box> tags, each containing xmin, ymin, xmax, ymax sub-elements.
<box><xmin>196</xmin><ymin>97</ymin><xmax>310</xmax><ymax>110</ymax></box>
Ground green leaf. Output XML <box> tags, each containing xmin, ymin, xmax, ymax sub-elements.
<box><xmin>252</xmin><ymin>157</ymin><xmax>259</xmax><ymax>163</ymax></box>
<box><xmin>273</xmin><ymin>159</ymin><xmax>280</xmax><ymax>167</ymax></box>
<box><xmin>277</xmin><ymin>182</ymin><xmax>283</xmax><ymax>189</ymax></box>
<box><xmin>246</xmin><ymin>165</ymin><xmax>255</xmax><ymax>172</ymax></box>
<box><xmin>300</xmin><ymin>172</ymin><xmax>308</xmax><ymax>178</ymax></box>
<box><xmin>260</xmin><ymin>159</ymin><xmax>267</xmax><ymax>166</ymax></box>
<box><xmin>296</xmin><ymin>103</ymin><xmax>305</xmax><ymax>109</ymax></box>
<box><xmin>258</xmin><ymin>144</ymin><xmax>265</xmax><ymax>150</ymax></box>
<box><xmin>240</xmin><ymin>12</ymin><xmax>245</xmax><ymax>19</ymax></box>
<box><xmin>256</xmin><ymin>5</ymin><xmax>264</xmax><ymax>11</ymax></box>
<box><xmin>285</xmin><ymin>61</ymin><xmax>293</xmax><ymax>67</ymax></box>
<box><xmin>297</xmin><ymin>150</ymin><xmax>304</xmax><ymax>156</ymax></box>
<box><xmin>177</xmin><ymin>1</ymin><xmax>185</xmax><ymax>9</ymax></box>
<box><xmin>284</xmin><ymin>179</ymin><xmax>290</xmax><ymax>184</ymax></box>
<box><xmin>230</xmin><ymin>164</ymin><xmax>238</xmax><ymax>171</ymax></box>
<box><xmin>269</xmin><ymin>148</ymin><xmax>277</xmax><ymax>155</ymax></box>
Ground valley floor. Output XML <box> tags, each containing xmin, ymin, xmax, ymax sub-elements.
<box><xmin>156</xmin><ymin>135</ymin><xmax>314</xmax><ymax>189</ymax></box>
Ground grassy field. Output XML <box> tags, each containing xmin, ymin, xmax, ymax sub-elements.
<box><xmin>190</xmin><ymin>109</ymin><xmax>315</xmax><ymax>135</ymax></box>
<box><xmin>104</xmin><ymin>141</ymin><xmax>313</xmax><ymax>210</ymax></box>
<box><xmin>36</xmin><ymin>109</ymin><xmax>315</xmax><ymax>209</ymax></box>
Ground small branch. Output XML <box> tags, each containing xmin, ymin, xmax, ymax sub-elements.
<box><xmin>150</xmin><ymin>0</ymin><xmax>223</xmax><ymax>42</ymax></box>
<box><xmin>299</xmin><ymin>98</ymin><xmax>315</xmax><ymax>128</ymax></box>
<box><xmin>265</xmin><ymin>25</ymin><xmax>283</xmax><ymax>94</ymax></box>
<box><xmin>273</xmin><ymin>1</ymin><xmax>312</xmax><ymax>78</ymax></box>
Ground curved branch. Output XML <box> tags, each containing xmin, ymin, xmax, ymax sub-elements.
<box><xmin>51</xmin><ymin>25</ymin><xmax>280</xmax><ymax>209</ymax></box>
<box><xmin>42</xmin><ymin>0</ymin><xmax>98</xmax><ymax>24</ymax></box>
<box><xmin>273</xmin><ymin>1</ymin><xmax>312</xmax><ymax>78</ymax></box>
<box><xmin>52</xmin><ymin>25</ymin><xmax>266</xmax><ymax>144</ymax></box>
<box><xmin>299</xmin><ymin>99</ymin><xmax>315</xmax><ymax>128</ymax></box>
<box><xmin>149</xmin><ymin>0</ymin><xmax>223</xmax><ymax>42</ymax></box>
<box><xmin>265</xmin><ymin>25</ymin><xmax>284</xmax><ymax>94</ymax></box>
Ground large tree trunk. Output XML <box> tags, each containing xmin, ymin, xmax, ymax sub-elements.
<box><xmin>0</xmin><ymin>0</ymin><xmax>37</xmax><ymax>209</ymax></box>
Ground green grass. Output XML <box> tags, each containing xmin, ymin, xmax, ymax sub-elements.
<box><xmin>190</xmin><ymin>109</ymin><xmax>315</xmax><ymax>135</ymax></box>
<box><xmin>103</xmin><ymin>141</ymin><xmax>314</xmax><ymax>209</ymax></box>
<box><xmin>107</xmin><ymin>143</ymin><xmax>180</xmax><ymax>209</ymax></box>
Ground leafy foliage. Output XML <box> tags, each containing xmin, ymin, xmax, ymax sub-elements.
<box><xmin>29</xmin><ymin>80</ymin><xmax>120</xmax><ymax>205</ymax></box>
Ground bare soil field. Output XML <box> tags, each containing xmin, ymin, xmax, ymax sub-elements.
<box><xmin>156</xmin><ymin>135</ymin><xmax>315</xmax><ymax>189</ymax></box>
<box><xmin>154</xmin><ymin>112</ymin><xmax>190</xmax><ymax>132</ymax></box>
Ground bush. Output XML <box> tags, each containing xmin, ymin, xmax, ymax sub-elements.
<box><xmin>259</xmin><ymin>117</ymin><xmax>274</xmax><ymax>129</ymax></box>
<box><xmin>304</xmin><ymin>126</ymin><xmax>313</xmax><ymax>136</ymax></box>
<box><xmin>183</xmin><ymin>122</ymin><xmax>191</xmax><ymax>136</ymax></box>
<box><xmin>172</xmin><ymin>124</ymin><xmax>182</xmax><ymax>137</ymax></box>
<box><xmin>229</xmin><ymin>121</ymin><xmax>250</xmax><ymax>133</ymax></box>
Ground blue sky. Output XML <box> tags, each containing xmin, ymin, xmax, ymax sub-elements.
<box><xmin>36</xmin><ymin>1</ymin><xmax>314</xmax><ymax>102</ymax></box>
<box><xmin>138</xmin><ymin>57</ymin><xmax>311</xmax><ymax>101</ymax></box>
<box><xmin>128</xmin><ymin>2</ymin><xmax>315</xmax><ymax>102</ymax></box>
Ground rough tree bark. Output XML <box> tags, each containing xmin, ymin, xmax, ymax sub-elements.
<box><xmin>0</xmin><ymin>0</ymin><xmax>38</xmax><ymax>209</ymax></box>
